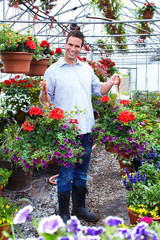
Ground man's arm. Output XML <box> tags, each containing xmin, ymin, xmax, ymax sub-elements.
<box><xmin>101</xmin><ymin>74</ymin><xmax>121</xmax><ymax>95</ymax></box>
<box><xmin>39</xmin><ymin>80</ymin><xmax>51</xmax><ymax>104</ymax></box>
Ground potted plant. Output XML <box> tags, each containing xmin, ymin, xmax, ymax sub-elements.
<box><xmin>123</xmin><ymin>161</ymin><xmax>160</xmax><ymax>225</ymax></box>
<box><xmin>26</xmin><ymin>40</ymin><xmax>55</xmax><ymax>76</ymax></box>
<box><xmin>134</xmin><ymin>2</ymin><xmax>157</xmax><ymax>20</ymax></box>
<box><xmin>96</xmin><ymin>39</ymin><xmax>114</xmax><ymax>54</ymax></box>
<box><xmin>134</xmin><ymin>39</ymin><xmax>146</xmax><ymax>47</ymax></box>
<box><xmin>0</xmin><ymin>168</ymin><xmax>12</xmax><ymax>195</ymax></box>
<box><xmin>0</xmin><ymin>196</ymin><xmax>20</xmax><ymax>240</ymax></box>
<box><xmin>7</xmin><ymin>0</ymin><xmax>57</xmax><ymax>14</ymax></box>
<box><xmin>0</xmin><ymin>24</ymin><xmax>37</xmax><ymax>73</ymax></box>
<box><xmin>3</xmin><ymin>103</ymin><xmax>85</xmax><ymax>174</ymax></box>
<box><xmin>91</xmin><ymin>95</ymin><xmax>150</xmax><ymax>157</ymax></box>
<box><xmin>135</xmin><ymin>22</ymin><xmax>154</xmax><ymax>40</ymax></box>
<box><xmin>0</xmin><ymin>75</ymin><xmax>41</xmax><ymax>123</ymax></box>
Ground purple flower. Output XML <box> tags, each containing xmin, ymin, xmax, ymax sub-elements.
<box><xmin>100</xmin><ymin>128</ymin><xmax>104</xmax><ymax>133</ymax></box>
<box><xmin>64</xmin><ymin>138</ymin><xmax>68</xmax><ymax>143</ymax></box>
<box><xmin>64</xmin><ymin>153</ymin><xmax>69</xmax><ymax>158</ymax></box>
<box><xmin>62</xmin><ymin>125</ymin><xmax>68</xmax><ymax>130</ymax></box>
<box><xmin>16</xmin><ymin>137</ymin><xmax>20</xmax><ymax>140</ymax></box>
<box><xmin>54</xmin><ymin>151</ymin><xmax>59</xmax><ymax>156</ymax></box>
<box><xmin>38</xmin><ymin>215</ymin><xmax>64</xmax><ymax>234</ymax></box>
<box><xmin>13</xmin><ymin>205</ymin><xmax>33</xmax><ymax>224</ymax></box>
<box><xmin>104</xmin><ymin>216</ymin><xmax>123</xmax><ymax>226</ymax></box>
<box><xmin>46</xmin><ymin>127</ymin><xmax>50</xmax><ymax>132</ymax></box>
<box><xmin>25</xmin><ymin>164</ymin><xmax>30</xmax><ymax>169</ymax></box>
<box><xmin>68</xmin><ymin>152</ymin><xmax>73</xmax><ymax>158</ymax></box>
<box><xmin>63</xmin><ymin>162</ymin><xmax>70</xmax><ymax>168</ymax></box>
<box><xmin>118</xmin><ymin>125</ymin><xmax>123</xmax><ymax>130</ymax></box>
<box><xmin>67</xmin><ymin>148</ymin><xmax>71</xmax><ymax>153</ymax></box>
<box><xmin>102</xmin><ymin>136</ymin><xmax>107</xmax><ymax>143</ymax></box>
<box><xmin>60</xmin><ymin>145</ymin><xmax>66</xmax><ymax>150</ymax></box>
<box><xmin>55</xmin><ymin>140</ymin><xmax>58</xmax><ymax>145</ymax></box>
<box><xmin>22</xmin><ymin>159</ymin><xmax>26</xmax><ymax>164</ymax></box>
<box><xmin>67</xmin><ymin>216</ymin><xmax>82</xmax><ymax>234</ymax></box>
<box><xmin>85</xmin><ymin>226</ymin><xmax>104</xmax><ymax>236</ymax></box>
<box><xmin>41</xmin><ymin>160</ymin><xmax>46</xmax><ymax>165</ymax></box>
<box><xmin>57</xmin><ymin>153</ymin><xmax>62</xmax><ymax>158</ymax></box>
<box><xmin>130</xmin><ymin>129</ymin><xmax>135</xmax><ymax>134</ymax></box>
<box><xmin>108</xmin><ymin>136</ymin><xmax>113</xmax><ymax>141</ymax></box>
<box><xmin>33</xmin><ymin>158</ymin><xmax>37</xmax><ymax>164</ymax></box>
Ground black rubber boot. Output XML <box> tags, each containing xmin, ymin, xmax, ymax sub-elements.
<box><xmin>58</xmin><ymin>191</ymin><xmax>70</xmax><ymax>223</ymax></box>
<box><xmin>72</xmin><ymin>186</ymin><xmax>99</xmax><ymax>222</ymax></box>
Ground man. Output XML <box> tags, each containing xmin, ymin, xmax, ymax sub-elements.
<box><xmin>40</xmin><ymin>30</ymin><xmax>121</xmax><ymax>223</ymax></box>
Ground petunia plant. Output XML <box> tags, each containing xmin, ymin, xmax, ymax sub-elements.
<box><xmin>5</xmin><ymin>205</ymin><xmax>160</xmax><ymax>240</ymax></box>
<box><xmin>3</xmin><ymin>103</ymin><xmax>85</xmax><ymax>173</ymax></box>
<box><xmin>91</xmin><ymin>95</ymin><xmax>150</xmax><ymax>156</ymax></box>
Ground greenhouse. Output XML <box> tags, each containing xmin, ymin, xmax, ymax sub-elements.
<box><xmin>0</xmin><ymin>0</ymin><xmax>160</xmax><ymax>239</ymax></box>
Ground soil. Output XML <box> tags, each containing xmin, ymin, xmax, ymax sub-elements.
<box><xmin>1</xmin><ymin>144</ymin><xmax>131</xmax><ymax>237</ymax></box>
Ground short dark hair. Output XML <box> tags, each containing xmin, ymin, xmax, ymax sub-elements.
<box><xmin>66</xmin><ymin>30</ymin><xmax>84</xmax><ymax>47</ymax></box>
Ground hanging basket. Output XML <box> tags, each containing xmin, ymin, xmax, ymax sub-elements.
<box><xmin>0</xmin><ymin>52</ymin><xmax>33</xmax><ymax>73</ymax></box>
<box><xmin>126</xmin><ymin>206</ymin><xmax>160</xmax><ymax>225</ymax></box>
<box><xmin>99</xmin><ymin>0</ymin><xmax>109</xmax><ymax>6</ymax></box>
<box><xmin>26</xmin><ymin>58</ymin><xmax>50</xmax><ymax>76</ymax></box>
<box><xmin>103</xmin><ymin>10</ymin><xmax>115</xmax><ymax>19</ymax></box>
<box><xmin>143</xmin><ymin>10</ymin><xmax>153</xmax><ymax>19</ymax></box>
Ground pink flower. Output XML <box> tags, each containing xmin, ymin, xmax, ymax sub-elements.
<box><xmin>140</xmin><ymin>217</ymin><xmax>152</xmax><ymax>225</ymax></box>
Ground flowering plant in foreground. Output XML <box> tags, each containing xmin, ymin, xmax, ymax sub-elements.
<box><xmin>4</xmin><ymin>205</ymin><xmax>160</xmax><ymax>240</ymax></box>
<box><xmin>0</xmin><ymin>196</ymin><xmax>19</xmax><ymax>226</ymax></box>
<box><xmin>3</xmin><ymin>103</ymin><xmax>84</xmax><ymax>173</ymax></box>
<box><xmin>124</xmin><ymin>161</ymin><xmax>160</xmax><ymax>218</ymax></box>
<box><xmin>0</xmin><ymin>75</ymin><xmax>41</xmax><ymax>115</ymax></box>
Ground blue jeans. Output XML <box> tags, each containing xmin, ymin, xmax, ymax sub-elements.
<box><xmin>57</xmin><ymin>133</ymin><xmax>93</xmax><ymax>193</ymax></box>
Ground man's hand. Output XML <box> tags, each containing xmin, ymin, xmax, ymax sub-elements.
<box><xmin>40</xmin><ymin>79</ymin><xmax>48</xmax><ymax>93</ymax></box>
<box><xmin>110</xmin><ymin>74</ymin><xmax>121</xmax><ymax>86</ymax></box>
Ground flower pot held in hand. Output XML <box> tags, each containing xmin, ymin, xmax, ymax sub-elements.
<box><xmin>26</xmin><ymin>58</ymin><xmax>49</xmax><ymax>76</ymax></box>
<box><xmin>0</xmin><ymin>52</ymin><xmax>33</xmax><ymax>73</ymax></box>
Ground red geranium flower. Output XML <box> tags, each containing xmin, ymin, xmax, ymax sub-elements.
<box><xmin>56</xmin><ymin>48</ymin><xmax>63</xmax><ymax>54</ymax></box>
<box><xmin>120</xmin><ymin>100</ymin><xmax>130</xmax><ymax>105</ymax></box>
<box><xmin>69</xmin><ymin>119</ymin><xmax>79</xmax><ymax>124</ymax></box>
<box><xmin>29</xmin><ymin>107</ymin><xmax>43</xmax><ymax>116</ymax></box>
<box><xmin>40</xmin><ymin>40</ymin><xmax>50</xmax><ymax>48</ymax></box>
<box><xmin>22</xmin><ymin>121</ymin><xmax>34</xmax><ymax>132</ymax></box>
<box><xmin>26</xmin><ymin>40</ymin><xmax>36</xmax><ymax>50</ymax></box>
<box><xmin>51</xmin><ymin>50</ymin><xmax>54</xmax><ymax>55</ymax></box>
<box><xmin>118</xmin><ymin>111</ymin><xmax>135</xmax><ymax>123</ymax></box>
<box><xmin>100</xmin><ymin>95</ymin><xmax>111</xmax><ymax>103</ymax></box>
<box><xmin>50</xmin><ymin>108</ymin><xmax>64</xmax><ymax>120</ymax></box>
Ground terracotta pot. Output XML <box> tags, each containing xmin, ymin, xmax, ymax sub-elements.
<box><xmin>103</xmin><ymin>10</ymin><xmax>115</xmax><ymax>19</ymax></box>
<box><xmin>139</xmin><ymin>30</ymin><xmax>148</xmax><ymax>40</ymax></box>
<box><xmin>0</xmin><ymin>161</ymin><xmax>32</xmax><ymax>192</ymax></box>
<box><xmin>126</xmin><ymin>206</ymin><xmax>160</xmax><ymax>225</ymax></box>
<box><xmin>118</xmin><ymin>160</ymin><xmax>131</xmax><ymax>176</ymax></box>
<box><xmin>0</xmin><ymin>52</ymin><xmax>33</xmax><ymax>73</ymax></box>
<box><xmin>143</xmin><ymin>10</ymin><xmax>153</xmax><ymax>19</ymax></box>
<box><xmin>106</xmin><ymin>144</ymin><xmax>118</xmax><ymax>153</ymax></box>
<box><xmin>26</xmin><ymin>58</ymin><xmax>49</xmax><ymax>76</ymax></box>
<box><xmin>99</xmin><ymin>0</ymin><xmax>108</xmax><ymax>6</ymax></box>
<box><xmin>0</xmin><ymin>225</ymin><xmax>10</xmax><ymax>240</ymax></box>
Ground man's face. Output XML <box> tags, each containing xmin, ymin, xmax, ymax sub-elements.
<box><xmin>64</xmin><ymin>36</ymin><xmax>82</xmax><ymax>61</ymax></box>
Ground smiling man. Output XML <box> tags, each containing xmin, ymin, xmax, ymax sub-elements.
<box><xmin>40</xmin><ymin>30</ymin><xmax>121</xmax><ymax>223</ymax></box>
